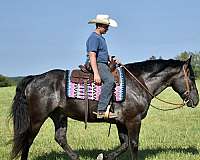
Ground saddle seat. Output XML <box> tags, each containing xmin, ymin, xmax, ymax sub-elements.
<box><xmin>70</xmin><ymin>69</ymin><xmax>93</xmax><ymax>84</ymax></box>
<box><xmin>70</xmin><ymin>66</ymin><xmax>120</xmax><ymax>85</ymax></box>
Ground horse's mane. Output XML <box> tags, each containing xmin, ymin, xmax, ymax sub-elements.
<box><xmin>125</xmin><ymin>59</ymin><xmax>184</xmax><ymax>76</ymax></box>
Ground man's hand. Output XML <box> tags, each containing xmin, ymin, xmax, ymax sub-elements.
<box><xmin>109</xmin><ymin>55</ymin><xmax>121</xmax><ymax>65</ymax></box>
<box><xmin>113</xmin><ymin>57</ymin><xmax>121</xmax><ymax>65</ymax></box>
<box><xmin>94</xmin><ymin>73</ymin><xmax>101</xmax><ymax>85</ymax></box>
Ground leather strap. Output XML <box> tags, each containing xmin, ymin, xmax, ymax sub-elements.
<box><xmin>84</xmin><ymin>80</ymin><xmax>89</xmax><ymax>129</ymax></box>
<box><xmin>183</xmin><ymin>64</ymin><xmax>190</xmax><ymax>95</ymax></box>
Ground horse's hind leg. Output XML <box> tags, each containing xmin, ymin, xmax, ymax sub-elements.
<box><xmin>50</xmin><ymin>108</ymin><xmax>79</xmax><ymax>160</ymax></box>
<box><xmin>21</xmin><ymin>120</ymin><xmax>46</xmax><ymax>160</ymax></box>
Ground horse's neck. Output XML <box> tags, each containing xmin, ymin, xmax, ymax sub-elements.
<box><xmin>142</xmin><ymin>68</ymin><xmax>177</xmax><ymax>96</ymax></box>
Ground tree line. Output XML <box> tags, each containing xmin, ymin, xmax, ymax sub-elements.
<box><xmin>150</xmin><ymin>51</ymin><xmax>200</xmax><ymax>79</ymax></box>
<box><xmin>0</xmin><ymin>75</ymin><xmax>15</xmax><ymax>87</ymax></box>
<box><xmin>1</xmin><ymin>51</ymin><xmax>200</xmax><ymax>87</ymax></box>
<box><xmin>175</xmin><ymin>51</ymin><xmax>200</xmax><ymax>79</ymax></box>
<box><xmin>0</xmin><ymin>75</ymin><xmax>23</xmax><ymax>87</ymax></box>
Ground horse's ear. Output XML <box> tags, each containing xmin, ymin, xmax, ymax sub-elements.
<box><xmin>185</xmin><ymin>55</ymin><xmax>192</xmax><ymax>65</ymax></box>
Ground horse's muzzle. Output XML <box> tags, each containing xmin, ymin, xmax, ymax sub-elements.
<box><xmin>184</xmin><ymin>95</ymin><xmax>199</xmax><ymax>108</ymax></box>
<box><xmin>185</xmin><ymin>98</ymin><xmax>194</xmax><ymax>108</ymax></box>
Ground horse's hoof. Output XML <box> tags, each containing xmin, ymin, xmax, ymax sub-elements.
<box><xmin>96</xmin><ymin>153</ymin><xmax>104</xmax><ymax>160</ymax></box>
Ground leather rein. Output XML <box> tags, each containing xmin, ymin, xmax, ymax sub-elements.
<box><xmin>120</xmin><ymin>63</ymin><xmax>191</xmax><ymax>111</ymax></box>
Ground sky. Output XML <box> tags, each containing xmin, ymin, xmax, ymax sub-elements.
<box><xmin>0</xmin><ymin>0</ymin><xmax>200</xmax><ymax>76</ymax></box>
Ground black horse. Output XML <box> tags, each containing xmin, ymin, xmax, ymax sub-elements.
<box><xmin>10</xmin><ymin>57</ymin><xmax>199</xmax><ymax>160</ymax></box>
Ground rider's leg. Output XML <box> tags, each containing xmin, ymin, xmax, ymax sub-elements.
<box><xmin>96</xmin><ymin>63</ymin><xmax>116</xmax><ymax>118</ymax></box>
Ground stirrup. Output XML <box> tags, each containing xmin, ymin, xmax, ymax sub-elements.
<box><xmin>93</xmin><ymin>105</ymin><xmax>117</xmax><ymax>119</ymax></box>
<box><xmin>104</xmin><ymin>105</ymin><xmax>111</xmax><ymax>118</ymax></box>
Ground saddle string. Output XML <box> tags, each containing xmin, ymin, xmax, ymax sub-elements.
<box><xmin>120</xmin><ymin>64</ymin><xmax>188</xmax><ymax>110</ymax></box>
<box><xmin>84</xmin><ymin>80</ymin><xmax>89</xmax><ymax>129</ymax></box>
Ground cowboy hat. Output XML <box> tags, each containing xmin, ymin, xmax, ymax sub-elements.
<box><xmin>88</xmin><ymin>14</ymin><xmax>118</xmax><ymax>27</ymax></box>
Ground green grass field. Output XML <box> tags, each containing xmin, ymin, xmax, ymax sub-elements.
<box><xmin>0</xmin><ymin>81</ymin><xmax>200</xmax><ymax>160</ymax></box>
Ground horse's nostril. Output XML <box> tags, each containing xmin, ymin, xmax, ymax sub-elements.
<box><xmin>186</xmin><ymin>99</ymin><xmax>196</xmax><ymax>108</ymax></box>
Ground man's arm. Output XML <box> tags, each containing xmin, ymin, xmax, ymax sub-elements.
<box><xmin>88</xmin><ymin>52</ymin><xmax>101</xmax><ymax>84</ymax></box>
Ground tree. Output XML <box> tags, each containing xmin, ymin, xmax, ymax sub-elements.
<box><xmin>191</xmin><ymin>52</ymin><xmax>200</xmax><ymax>78</ymax></box>
<box><xmin>175</xmin><ymin>51</ymin><xmax>190</xmax><ymax>60</ymax></box>
<box><xmin>149</xmin><ymin>56</ymin><xmax>156</xmax><ymax>60</ymax></box>
<box><xmin>158</xmin><ymin>56</ymin><xmax>163</xmax><ymax>59</ymax></box>
<box><xmin>176</xmin><ymin>51</ymin><xmax>200</xmax><ymax>79</ymax></box>
<box><xmin>0</xmin><ymin>75</ymin><xmax>14</xmax><ymax>87</ymax></box>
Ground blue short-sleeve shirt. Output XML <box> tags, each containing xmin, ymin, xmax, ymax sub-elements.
<box><xmin>86</xmin><ymin>32</ymin><xmax>109</xmax><ymax>63</ymax></box>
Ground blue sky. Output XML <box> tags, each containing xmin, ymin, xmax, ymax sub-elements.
<box><xmin>0</xmin><ymin>0</ymin><xmax>200</xmax><ymax>76</ymax></box>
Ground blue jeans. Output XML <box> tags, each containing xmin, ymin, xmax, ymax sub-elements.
<box><xmin>97</xmin><ymin>63</ymin><xmax>115</xmax><ymax>111</ymax></box>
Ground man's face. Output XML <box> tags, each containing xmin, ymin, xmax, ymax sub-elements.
<box><xmin>100</xmin><ymin>24</ymin><xmax>109</xmax><ymax>34</ymax></box>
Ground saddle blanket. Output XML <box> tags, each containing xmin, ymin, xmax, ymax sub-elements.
<box><xmin>66</xmin><ymin>67</ymin><xmax>126</xmax><ymax>102</ymax></box>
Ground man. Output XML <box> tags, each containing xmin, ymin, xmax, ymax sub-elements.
<box><xmin>86</xmin><ymin>14</ymin><xmax>118</xmax><ymax>118</ymax></box>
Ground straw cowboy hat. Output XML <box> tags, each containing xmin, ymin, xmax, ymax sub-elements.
<box><xmin>88</xmin><ymin>14</ymin><xmax>118</xmax><ymax>27</ymax></box>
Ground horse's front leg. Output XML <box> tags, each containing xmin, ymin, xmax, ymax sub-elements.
<box><xmin>126</xmin><ymin>114</ymin><xmax>141</xmax><ymax>160</ymax></box>
<box><xmin>101</xmin><ymin>123</ymin><xmax>129</xmax><ymax>160</ymax></box>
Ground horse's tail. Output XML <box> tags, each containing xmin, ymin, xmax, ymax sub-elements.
<box><xmin>10</xmin><ymin>75</ymin><xmax>34</xmax><ymax>159</ymax></box>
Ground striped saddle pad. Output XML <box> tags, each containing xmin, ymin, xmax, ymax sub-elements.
<box><xmin>66</xmin><ymin>67</ymin><xmax>126</xmax><ymax>102</ymax></box>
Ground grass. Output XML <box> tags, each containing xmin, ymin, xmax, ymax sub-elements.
<box><xmin>0</xmin><ymin>80</ymin><xmax>200</xmax><ymax>160</ymax></box>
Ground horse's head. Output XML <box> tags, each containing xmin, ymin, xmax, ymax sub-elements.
<box><xmin>171</xmin><ymin>56</ymin><xmax>199</xmax><ymax>107</ymax></box>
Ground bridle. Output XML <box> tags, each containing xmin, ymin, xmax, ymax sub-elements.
<box><xmin>183</xmin><ymin>64</ymin><xmax>191</xmax><ymax>98</ymax></box>
<box><xmin>120</xmin><ymin>63</ymin><xmax>192</xmax><ymax>111</ymax></box>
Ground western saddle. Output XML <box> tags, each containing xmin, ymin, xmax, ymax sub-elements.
<box><xmin>69</xmin><ymin>57</ymin><xmax>120</xmax><ymax>129</ymax></box>
<box><xmin>70</xmin><ymin>57</ymin><xmax>120</xmax><ymax>85</ymax></box>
